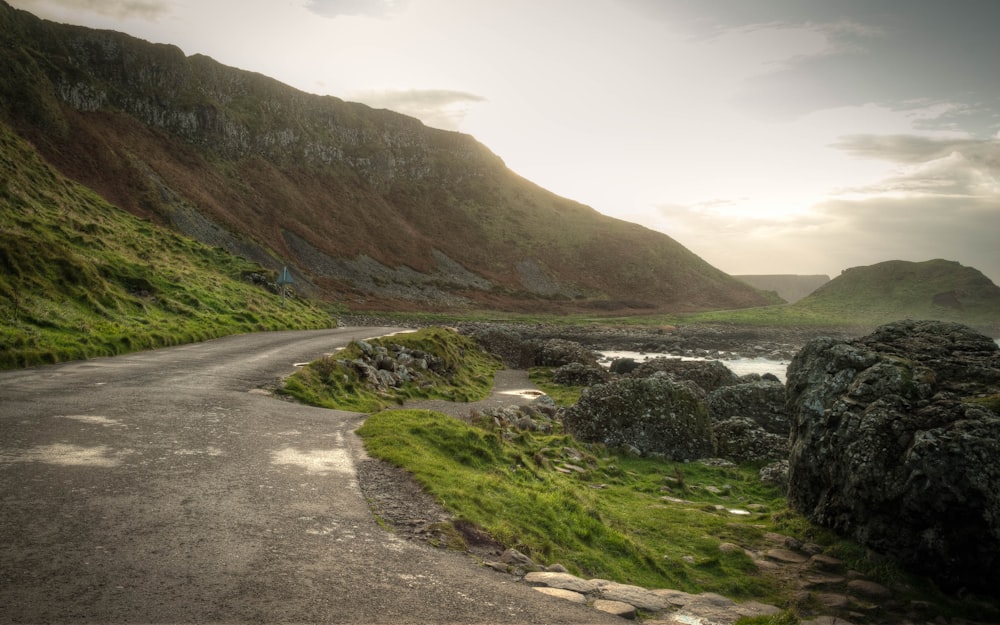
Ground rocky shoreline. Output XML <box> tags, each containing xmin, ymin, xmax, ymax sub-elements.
<box><xmin>338</xmin><ymin>315</ymin><xmax>865</xmax><ymax>362</ymax></box>
<box><xmin>347</xmin><ymin>318</ymin><xmax>999</xmax><ymax>625</ymax></box>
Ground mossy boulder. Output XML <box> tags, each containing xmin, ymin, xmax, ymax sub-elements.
<box><xmin>563</xmin><ymin>373</ymin><xmax>715</xmax><ymax>460</ymax></box>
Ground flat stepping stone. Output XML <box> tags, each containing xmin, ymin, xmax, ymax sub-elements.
<box><xmin>815</xmin><ymin>593</ymin><xmax>851</xmax><ymax>610</ymax></box>
<box><xmin>847</xmin><ymin>579</ymin><xmax>891</xmax><ymax>600</ymax></box>
<box><xmin>598</xmin><ymin>582</ymin><xmax>670</xmax><ymax>611</ymax></box>
<box><xmin>593</xmin><ymin>599</ymin><xmax>636</xmax><ymax>619</ymax></box>
<box><xmin>802</xmin><ymin>572</ymin><xmax>847</xmax><ymax>588</ymax></box>
<box><xmin>523</xmin><ymin>571</ymin><xmax>598</xmax><ymax>594</ymax></box>
<box><xmin>808</xmin><ymin>554</ymin><xmax>844</xmax><ymax>571</ymax></box>
<box><xmin>532</xmin><ymin>587</ymin><xmax>586</xmax><ymax>604</ymax></box>
<box><xmin>765</xmin><ymin>548</ymin><xmax>809</xmax><ymax>564</ymax></box>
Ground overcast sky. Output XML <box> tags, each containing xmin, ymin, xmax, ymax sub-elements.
<box><xmin>11</xmin><ymin>0</ymin><xmax>1000</xmax><ymax>284</ymax></box>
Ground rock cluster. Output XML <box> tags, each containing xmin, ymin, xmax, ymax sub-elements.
<box><xmin>477</xmin><ymin>547</ymin><xmax>783</xmax><ymax>623</ymax></box>
<box><xmin>343</xmin><ymin>339</ymin><xmax>447</xmax><ymax>390</ymax></box>
<box><xmin>786</xmin><ymin>320</ymin><xmax>1000</xmax><ymax>595</ymax></box>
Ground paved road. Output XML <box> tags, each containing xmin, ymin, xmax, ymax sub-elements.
<box><xmin>0</xmin><ymin>328</ymin><xmax>618</xmax><ymax>624</ymax></box>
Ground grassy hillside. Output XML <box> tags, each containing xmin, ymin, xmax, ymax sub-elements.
<box><xmin>0</xmin><ymin>1</ymin><xmax>772</xmax><ymax>314</ymax></box>
<box><xmin>0</xmin><ymin>121</ymin><xmax>332</xmax><ymax>368</ymax></box>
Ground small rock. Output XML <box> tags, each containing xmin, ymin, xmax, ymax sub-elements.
<box><xmin>500</xmin><ymin>548</ymin><xmax>535</xmax><ymax>568</ymax></box>
<box><xmin>593</xmin><ymin>599</ymin><xmax>637</xmax><ymax>619</ymax></box>
<box><xmin>545</xmin><ymin>563</ymin><xmax>568</xmax><ymax>573</ymax></box>
<box><xmin>532</xmin><ymin>587</ymin><xmax>587</xmax><ymax>604</ymax></box>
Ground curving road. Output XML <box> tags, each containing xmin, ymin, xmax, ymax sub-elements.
<box><xmin>0</xmin><ymin>328</ymin><xmax>619</xmax><ymax>624</ymax></box>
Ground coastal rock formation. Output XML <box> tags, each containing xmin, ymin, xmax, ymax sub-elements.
<box><xmin>706</xmin><ymin>380</ymin><xmax>789</xmax><ymax>433</ymax></box>
<box><xmin>563</xmin><ymin>374</ymin><xmax>715</xmax><ymax>459</ymax></box>
<box><xmin>785</xmin><ymin>319</ymin><xmax>1000</xmax><ymax>595</ymax></box>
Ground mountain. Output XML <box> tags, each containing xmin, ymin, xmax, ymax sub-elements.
<box><xmin>789</xmin><ymin>259</ymin><xmax>1000</xmax><ymax>331</ymax></box>
<box><xmin>0</xmin><ymin>1</ymin><xmax>770</xmax><ymax>314</ymax></box>
<box><xmin>734</xmin><ymin>274</ymin><xmax>830</xmax><ymax>304</ymax></box>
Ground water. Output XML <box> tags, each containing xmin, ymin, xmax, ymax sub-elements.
<box><xmin>598</xmin><ymin>338</ymin><xmax>1000</xmax><ymax>383</ymax></box>
<box><xmin>597</xmin><ymin>350</ymin><xmax>790</xmax><ymax>382</ymax></box>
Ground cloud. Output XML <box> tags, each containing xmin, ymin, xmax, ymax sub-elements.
<box><xmin>624</xmin><ymin>1</ymin><xmax>1000</xmax><ymax>137</ymax></box>
<box><xmin>12</xmin><ymin>0</ymin><xmax>168</xmax><ymax>20</ymax></box>
<box><xmin>305</xmin><ymin>0</ymin><xmax>408</xmax><ymax>19</ymax></box>
<box><xmin>349</xmin><ymin>89</ymin><xmax>486</xmax><ymax>130</ymax></box>
<box><xmin>831</xmin><ymin>135</ymin><xmax>1000</xmax><ymax>197</ymax></box>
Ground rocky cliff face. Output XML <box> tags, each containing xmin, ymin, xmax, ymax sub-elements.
<box><xmin>0</xmin><ymin>1</ymin><xmax>771</xmax><ymax>313</ymax></box>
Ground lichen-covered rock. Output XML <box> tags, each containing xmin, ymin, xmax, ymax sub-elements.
<box><xmin>785</xmin><ymin>319</ymin><xmax>1000</xmax><ymax>595</ymax></box>
<box><xmin>706</xmin><ymin>380</ymin><xmax>789</xmax><ymax>434</ymax></box>
<box><xmin>552</xmin><ymin>362</ymin><xmax>609</xmax><ymax>386</ymax></box>
<box><xmin>562</xmin><ymin>373</ymin><xmax>715</xmax><ymax>460</ymax></box>
<box><xmin>630</xmin><ymin>357</ymin><xmax>740</xmax><ymax>393</ymax></box>
<box><xmin>713</xmin><ymin>416</ymin><xmax>788</xmax><ymax>463</ymax></box>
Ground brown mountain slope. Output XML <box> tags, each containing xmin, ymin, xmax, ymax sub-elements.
<box><xmin>0</xmin><ymin>1</ymin><xmax>770</xmax><ymax>313</ymax></box>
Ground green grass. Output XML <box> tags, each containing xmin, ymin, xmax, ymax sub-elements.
<box><xmin>356</xmin><ymin>408</ymin><xmax>1000</xmax><ymax>623</ymax></box>
<box><xmin>527</xmin><ymin>366</ymin><xmax>585</xmax><ymax>406</ymax></box>
<box><xmin>0</xmin><ymin>122</ymin><xmax>333</xmax><ymax>368</ymax></box>
<box><xmin>280</xmin><ymin>327</ymin><xmax>503</xmax><ymax>412</ymax></box>
<box><xmin>357</xmin><ymin>408</ymin><xmax>785</xmax><ymax>597</ymax></box>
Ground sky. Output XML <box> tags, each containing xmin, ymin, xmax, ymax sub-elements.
<box><xmin>10</xmin><ymin>0</ymin><xmax>1000</xmax><ymax>284</ymax></box>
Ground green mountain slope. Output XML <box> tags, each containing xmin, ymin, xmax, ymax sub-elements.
<box><xmin>790</xmin><ymin>259</ymin><xmax>1000</xmax><ymax>329</ymax></box>
<box><xmin>0</xmin><ymin>121</ymin><xmax>331</xmax><ymax>368</ymax></box>
<box><xmin>0</xmin><ymin>1</ymin><xmax>770</xmax><ymax>314</ymax></box>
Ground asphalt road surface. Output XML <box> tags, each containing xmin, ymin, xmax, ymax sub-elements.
<box><xmin>0</xmin><ymin>328</ymin><xmax>620</xmax><ymax>624</ymax></box>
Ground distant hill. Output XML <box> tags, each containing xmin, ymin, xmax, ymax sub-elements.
<box><xmin>789</xmin><ymin>259</ymin><xmax>1000</xmax><ymax>332</ymax></box>
<box><xmin>734</xmin><ymin>275</ymin><xmax>830</xmax><ymax>303</ymax></box>
<box><xmin>0</xmin><ymin>1</ymin><xmax>771</xmax><ymax>314</ymax></box>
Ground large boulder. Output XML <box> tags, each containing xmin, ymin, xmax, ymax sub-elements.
<box><xmin>785</xmin><ymin>320</ymin><xmax>1000</xmax><ymax>595</ymax></box>
<box><xmin>562</xmin><ymin>373</ymin><xmax>715</xmax><ymax>460</ymax></box>
<box><xmin>706</xmin><ymin>380</ymin><xmax>789</xmax><ymax>434</ymax></box>
<box><xmin>630</xmin><ymin>357</ymin><xmax>740</xmax><ymax>393</ymax></box>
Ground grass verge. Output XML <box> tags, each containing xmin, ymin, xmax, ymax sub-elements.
<box><xmin>280</xmin><ymin>327</ymin><xmax>503</xmax><ymax>412</ymax></box>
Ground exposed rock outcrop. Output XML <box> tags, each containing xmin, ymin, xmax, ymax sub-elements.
<box><xmin>562</xmin><ymin>373</ymin><xmax>715</xmax><ymax>460</ymax></box>
<box><xmin>785</xmin><ymin>319</ymin><xmax>1000</xmax><ymax>595</ymax></box>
